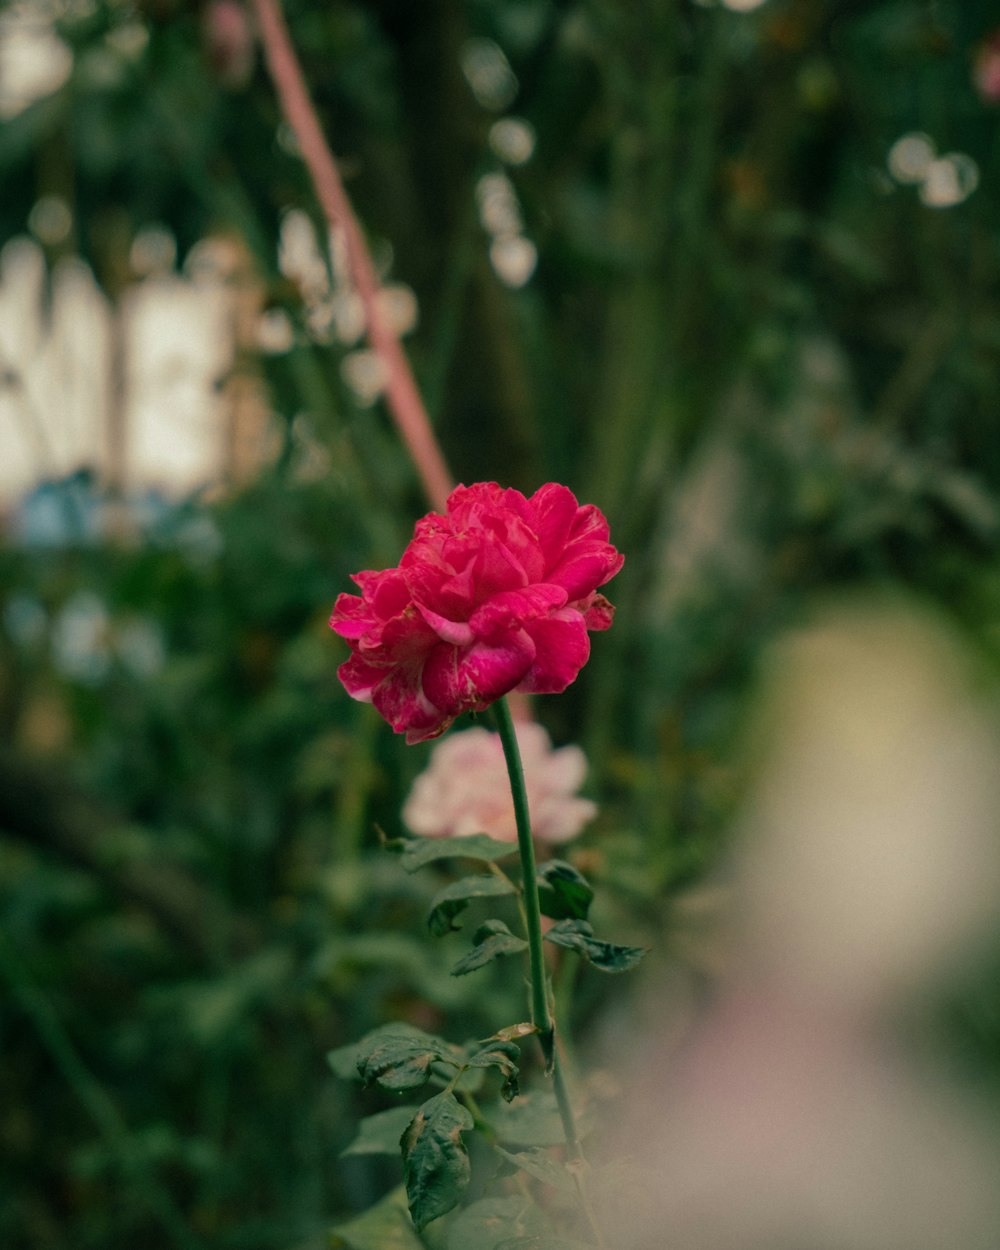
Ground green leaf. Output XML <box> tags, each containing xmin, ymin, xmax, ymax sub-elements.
<box><xmin>401</xmin><ymin>834</ymin><xmax>520</xmax><ymax>872</ymax></box>
<box><xmin>536</xmin><ymin>861</ymin><xmax>594</xmax><ymax>921</ymax></box>
<box><xmin>357</xmin><ymin>1025</ymin><xmax>464</xmax><ymax>1093</ymax></box>
<box><xmin>451</xmin><ymin>920</ymin><xmax>528</xmax><ymax>976</ymax></box>
<box><xmin>330</xmin><ymin>1185</ymin><xmax>426</xmax><ymax>1250</ymax></box>
<box><xmin>445</xmin><ymin>1196</ymin><xmax>548</xmax><ymax>1250</ymax></box>
<box><xmin>465</xmin><ymin>1036</ymin><xmax>521</xmax><ymax>1102</ymax></box>
<box><xmin>328</xmin><ymin>1040</ymin><xmax>366</xmax><ymax>1081</ymax></box>
<box><xmin>427</xmin><ymin>875</ymin><xmax>516</xmax><ymax>937</ymax></box>
<box><xmin>401</xmin><ymin>1091</ymin><xmax>474</xmax><ymax>1231</ymax></box>
<box><xmin>491</xmin><ymin>1092</ymin><xmax>567</xmax><ymax>1148</ymax></box>
<box><xmin>493</xmin><ymin>1146</ymin><xmax>577</xmax><ymax>1193</ymax></box>
<box><xmin>341</xmin><ymin>1106</ymin><xmax>419</xmax><ymax>1157</ymax></box>
<box><xmin>543</xmin><ymin>919</ymin><xmax>647</xmax><ymax>973</ymax></box>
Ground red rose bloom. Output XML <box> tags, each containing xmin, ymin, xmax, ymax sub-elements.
<box><xmin>330</xmin><ymin>482</ymin><xmax>623</xmax><ymax>742</ymax></box>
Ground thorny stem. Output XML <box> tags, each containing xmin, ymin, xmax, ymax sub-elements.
<box><xmin>494</xmin><ymin>699</ymin><xmax>606</xmax><ymax>1246</ymax></box>
<box><xmin>250</xmin><ymin>0</ymin><xmax>455</xmax><ymax>514</ymax></box>
<box><xmin>492</xmin><ymin>699</ymin><xmax>580</xmax><ymax>1156</ymax></box>
<box><xmin>493</xmin><ymin>702</ymin><xmax>552</xmax><ymax>1046</ymax></box>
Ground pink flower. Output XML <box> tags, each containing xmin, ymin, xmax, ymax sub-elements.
<box><xmin>402</xmin><ymin>723</ymin><xmax>596</xmax><ymax>843</ymax></box>
<box><xmin>973</xmin><ymin>29</ymin><xmax>1000</xmax><ymax>104</ymax></box>
<box><xmin>330</xmin><ymin>482</ymin><xmax>623</xmax><ymax>742</ymax></box>
<box><xmin>203</xmin><ymin>0</ymin><xmax>255</xmax><ymax>90</ymax></box>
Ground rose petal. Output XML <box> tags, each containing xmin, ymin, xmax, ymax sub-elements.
<box><xmin>371</xmin><ymin>607</ymin><xmax>440</xmax><ymax>660</ymax></box>
<box><xmin>422</xmin><ymin>631</ymin><xmax>536</xmax><ymax>716</ymax></box>
<box><xmin>528</xmin><ymin>483</ymin><xmax>579</xmax><ymax>561</ymax></box>
<box><xmin>473</xmin><ymin>531</ymin><xmax>532</xmax><ymax>596</ymax></box>
<box><xmin>416</xmin><ymin>603</ymin><xmax>476</xmax><ymax>646</ymax></box>
<box><xmin>329</xmin><ymin>592</ymin><xmax>370</xmax><ymax>640</ymax></box>
<box><xmin>338</xmin><ymin>654</ymin><xmax>384</xmax><ymax>700</ymax></box>
<box><xmin>401</xmin><ymin>722</ymin><xmax>597</xmax><ymax>842</ymax></box>
<box><xmin>470</xmin><ymin>583</ymin><xmax>568</xmax><ymax>639</ymax></box>
<box><xmin>580</xmin><ymin>592</ymin><xmax>615</xmax><ymax>631</ymax></box>
<box><xmin>544</xmin><ymin>742</ymin><xmax>589</xmax><ymax>793</ymax></box>
<box><xmin>546</xmin><ymin>549</ymin><xmax>622</xmax><ymax>600</ymax></box>
<box><xmin>518</xmin><ymin>612</ymin><xmax>591</xmax><ymax>694</ymax></box>
<box><xmin>370</xmin><ymin>569</ymin><xmax>411</xmax><ymax>618</ymax></box>
<box><xmin>402</xmin><ymin>548</ymin><xmax>473</xmax><ymax>620</ymax></box>
<box><xmin>567</xmin><ymin>502</ymin><xmax>612</xmax><ymax>546</ymax></box>
<box><xmin>460</xmin><ymin>632</ymin><xmax>537</xmax><ymax>704</ymax></box>
<box><xmin>370</xmin><ymin>661</ymin><xmax>444</xmax><ymax>738</ymax></box>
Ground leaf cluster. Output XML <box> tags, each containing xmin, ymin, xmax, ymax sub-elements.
<box><xmin>328</xmin><ymin>835</ymin><xmax>645</xmax><ymax>1232</ymax></box>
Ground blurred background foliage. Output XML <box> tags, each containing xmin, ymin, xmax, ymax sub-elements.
<box><xmin>3</xmin><ymin>0</ymin><xmax>1000</xmax><ymax>1246</ymax></box>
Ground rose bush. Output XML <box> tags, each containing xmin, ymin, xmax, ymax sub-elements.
<box><xmin>330</xmin><ymin>482</ymin><xmax>623</xmax><ymax>741</ymax></box>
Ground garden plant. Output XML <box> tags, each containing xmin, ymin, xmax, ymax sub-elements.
<box><xmin>327</xmin><ymin>480</ymin><xmax>640</xmax><ymax>1244</ymax></box>
<box><xmin>3</xmin><ymin>2</ymin><xmax>1000</xmax><ymax>1249</ymax></box>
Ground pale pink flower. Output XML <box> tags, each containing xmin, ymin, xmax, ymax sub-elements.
<box><xmin>973</xmin><ymin>29</ymin><xmax>1000</xmax><ymax>104</ymax></box>
<box><xmin>401</xmin><ymin>722</ymin><xmax>596</xmax><ymax>844</ymax></box>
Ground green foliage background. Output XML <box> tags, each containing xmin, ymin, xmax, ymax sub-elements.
<box><xmin>3</xmin><ymin>0</ymin><xmax>1000</xmax><ymax>1246</ymax></box>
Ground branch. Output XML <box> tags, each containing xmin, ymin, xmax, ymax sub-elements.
<box><xmin>250</xmin><ymin>0</ymin><xmax>455</xmax><ymax>513</ymax></box>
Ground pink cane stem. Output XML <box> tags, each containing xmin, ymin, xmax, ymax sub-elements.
<box><xmin>250</xmin><ymin>0</ymin><xmax>455</xmax><ymax>513</ymax></box>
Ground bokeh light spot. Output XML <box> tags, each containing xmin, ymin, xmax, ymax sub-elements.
<box><xmin>489</xmin><ymin>235</ymin><xmax>537</xmax><ymax>288</ymax></box>
<box><xmin>130</xmin><ymin>226</ymin><xmax>177</xmax><ymax>276</ymax></box>
<box><xmin>28</xmin><ymin>195</ymin><xmax>72</xmax><ymax>246</ymax></box>
<box><xmin>919</xmin><ymin>153</ymin><xmax>979</xmax><ymax>209</ymax></box>
<box><xmin>887</xmin><ymin>132</ymin><xmax>935</xmax><ymax>184</ymax></box>
<box><xmin>460</xmin><ymin>37</ymin><xmax>518</xmax><ymax>111</ymax></box>
<box><xmin>489</xmin><ymin>117</ymin><xmax>536</xmax><ymax>166</ymax></box>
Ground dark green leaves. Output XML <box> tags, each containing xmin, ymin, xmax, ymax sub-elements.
<box><xmin>427</xmin><ymin>874</ymin><xmax>516</xmax><ymax>937</ymax></box>
<box><xmin>536</xmin><ymin>861</ymin><xmax>594</xmax><ymax>921</ymax></box>
<box><xmin>465</xmin><ymin>1036</ymin><xmax>522</xmax><ymax>1102</ymax></box>
<box><xmin>543</xmin><ymin>919</ymin><xmax>646</xmax><ymax>973</ymax></box>
<box><xmin>401</xmin><ymin>834</ymin><xmax>520</xmax><ymax>872</ymax></box>
<box><xmin>401</xmin><ymin>1091</ymin><xmax>474</xmax><ymax>1230</ymax></box>
<box><xmin>451</xmin><ymin>919</ymin><xmax>528</xmax><ymax>976</ymax></box>
<box><xmin>355</xmin><ymin>1025</ymin><xmax>464</xmax><ymax>1092</ymax></box>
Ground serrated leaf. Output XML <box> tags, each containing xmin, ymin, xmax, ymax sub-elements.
<box><xmin>401</xmin><ymin>1091</ymin><xmax>474</xmax><ymax>1231</ymax></box>
<box><xmin>451</xmin><ymin>920</ymin><xmax>528</xmax><ymax>976</ymax></box>
<box><xmin>357</xmin><ymin>1026</ymin><xmax>463</xmax><ymax>1092</ymax></box>
<box><xmin>341</xmin><ymin>1106</ymin><xmax>418</xmax><ymax>1157</ymax></box>
<box><xmin>536</xmin><ymin>861</ymin><xmax>594</xmax><ymax>921</ymax></box>
<box><xmin>466</xmin><ymin>1037</ymin><xmax>521</xmax><ymax>1102</ymax></box>
<box><xmin>427</xmin><ymin>874</ymin><xmax>516</xmax><ymax>937</ymax></box>
<box><xmin>493</xmin><ymin>1146</ymin><xmax>577</xmax><ymax>1193</ymax></box>
<box><xmin>543</xmin><ymin>919</ymin><xmax>647</xmax><ymax>973</ymax></box>
<box><xmin>330</xmin><ymin>1185</ymin><xmax>426</xmax><ymax>1250</ymax></box>
<box><xmin>445</xmin><ymin>1196</ymin><xmax>549</xmax><ymax>1250</ymax></box>
<box><xmin>401</xmin><ymin>834</ymin><xmax>520</xmax><ymax>872</ymax></box>
<box><xmin>329</xmin><ymin>1022</ymin><xmax>442</xmax><ymax>1081</ymax></box>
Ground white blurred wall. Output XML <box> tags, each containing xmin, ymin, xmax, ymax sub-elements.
<box><xmin>0</xmin><ymin>234</ymin><xmax>238</xmax><ymax>508</ymax></box>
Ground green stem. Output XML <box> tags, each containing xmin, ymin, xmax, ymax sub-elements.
<box><xmin>492</xmin><ymin>698</ymin><xmax>581</xmax><ymax>1162</ymax></box>
<box><xmin>493</xmin><ymin>699</ymin><xmax>550</xmax><ymax>1043</ymax></box>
